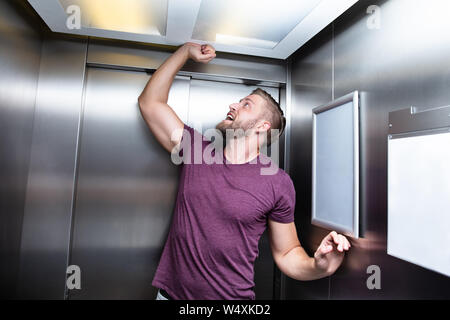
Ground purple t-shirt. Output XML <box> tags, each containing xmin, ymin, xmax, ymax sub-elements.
<box><xmin>152</xmin><ymin>124</ymin><xmax>295</xmax><ymax>300</ymax></box>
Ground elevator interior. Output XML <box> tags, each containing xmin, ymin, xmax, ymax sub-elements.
<box><xmin>1</xmin><ymin>0</ymin><xmax>450</xmax><ymax>300</ymax></box>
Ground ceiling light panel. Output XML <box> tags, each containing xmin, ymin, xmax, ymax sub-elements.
<box><xmin>192</xmin><ymin>0</ymin><xmax>322</xmax><ymax>49</ymax></box>
<box><xmin>58</xmin><ymin>0</ymin><xmax>168</xmax><ymax>36</ymax></box>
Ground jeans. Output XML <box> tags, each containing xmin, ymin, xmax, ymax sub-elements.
<box><xmin>156</xmin><ymin>289</ymin><xmax>169</xmax><ymax>300</ymax></box>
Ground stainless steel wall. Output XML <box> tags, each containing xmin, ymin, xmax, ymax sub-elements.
<box><xmin>286</xmin><ymin>0</ymin><xmax>450</xmax><ymax>299</ymax></box>
<box><xmin>17</xmin><ymin>36</ymin><xmax>88</xmax><ymax>299</ymax></box>
<box><xmin>0</xmin><ymin>0</ymin><xmax>43</xmax><ymax>299</ymax></box>
<box><xmin>67</xmin><ymin>69</ymin><xmax>190</xmax><ymax>300</ymax></box>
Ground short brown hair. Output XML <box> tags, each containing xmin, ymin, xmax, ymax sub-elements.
<box><xmin>251</xmin><ymin>88</ymin><xmax>286</xmax><ymax>146</ymax></box>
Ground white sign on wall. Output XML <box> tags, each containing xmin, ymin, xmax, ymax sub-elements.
<box><xmin>388</xmin><ymin>130</ymin><xmax>450</xmax><ymax>277</ymax></box>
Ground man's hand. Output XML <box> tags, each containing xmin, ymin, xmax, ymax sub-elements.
<box><xmin>184</xmin><ymin>42</ymin><xmax>216</xmax><ymax>64</ymax></box>
<box><xmin>314</xmin><ymin>231</ymin><xmax>351</xmax><ymax>276</ymax></box>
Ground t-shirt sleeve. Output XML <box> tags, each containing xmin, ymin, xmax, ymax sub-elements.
<box><xmin>177</xmin><ymin>123</ymin><xmax>210</xmax><ymax>164</ymax></box>
<box><xmin>267</xmin><ymin>173</ymin><xmax>296</xmax><ymax>223</ymax></box>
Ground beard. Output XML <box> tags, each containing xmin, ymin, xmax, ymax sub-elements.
<box><xmin>215</xmin><ymin>118</ymin><xmax>259</xmax><ymax>151</ymax></box>
<box><xmin>215</xmin><ymin>118</ymin><xmax>258</xmax><ymax>143</ymax></box>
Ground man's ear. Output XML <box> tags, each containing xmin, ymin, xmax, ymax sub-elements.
<box><xmin>256</xmin><ymin>121</ymin><xmax>271</xmax><ymax>140</ymax></box>
<box><xmin>258</xmin><ymin>121</ymin><xmax>271</xmax><ymax>132</ymax></box>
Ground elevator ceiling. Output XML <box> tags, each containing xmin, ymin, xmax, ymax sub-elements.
<box><xmin>27</xmin><ymin>0</ymin><xmax>358</xmax><ymax>59</ymax></box>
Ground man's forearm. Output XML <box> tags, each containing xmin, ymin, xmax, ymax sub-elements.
<box><xmin>280</xmin><ymin>246</ymin><xmax>330</xmax><ymax>281</ymax></box>
<box><xmin>139</xmin><ymin>45</ymin><xmax>189</xmax><ymax>105</ymax></box>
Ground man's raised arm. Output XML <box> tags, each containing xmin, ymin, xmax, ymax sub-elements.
<box><xmin>138</xmin><ymin>42</ymin><xmax>216</xmax><ymax>153</ymax></box>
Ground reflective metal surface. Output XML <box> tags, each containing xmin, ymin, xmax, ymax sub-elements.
<box><xmin>0</xmin><ymin>0</ymin><xmax>43</xmax><ymax>299</ymax></box>
<box><xmin>287</xmin><ymin>0</ymin><xmax>450</xmax><ymax>299</ymax></box>
<box><xmin>68</xmin><ymin>68</ymin><xmax>189</xmax><ymax>299</ymax></box>
<box><xmin>389</xmin><ymin>106</ymin><xmax>450</xmax><ymax>135</ymax></box>
<box><xmin>17</xmin><ymin>36</ymin><xmax>88</xmax><ymax>299</ymax></box>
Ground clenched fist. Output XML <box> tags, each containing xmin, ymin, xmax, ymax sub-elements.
<box><xmin>184</xmin><ymin>42</ymin><xmax>216</xmax><ymax>64</ymax></box>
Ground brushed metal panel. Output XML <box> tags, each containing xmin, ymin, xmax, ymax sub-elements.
<box><xmin>389</xmin><ymin>106</ymin><xmax>450</xmax><ymax>135</ymax></box>
<box><xmin>17</xmin><ymin>36</ymin><xmax>87</xmax><ymax>299</ymax></box>
<box><xmin>332</xmin><ymin>0</ymin><xmax>450</xmax><ymax>299</ymax></box>
<box><xmin>87</xmin><ymin>39</ymin><xmax>287</xmax><ymax>84</ymax></box>
<box><xmin>68</xmin><ymin>68</ymin><xmax>190</xmax><ymax>299</ymax></box>
<box><xmin>0</xmin><ymin>0</ymin><xmax>42</xmax><ymax>299</ymax></box>
<box><xmin>288</xmin><ymin>0</ymin><xmax>450</xmax><ymax>299</ymax></box>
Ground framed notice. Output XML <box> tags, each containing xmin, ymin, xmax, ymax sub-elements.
<box><xmin>312</xmin><ymin>91</ymin><xmax>359</xmax><ymax>238</ymax></box>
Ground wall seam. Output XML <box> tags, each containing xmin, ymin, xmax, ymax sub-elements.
<box><xmin>64</xmin><ymin>37</ymin><xmax>90</xmax><ymax>300</ymax></box>
<box><xmin>329</xmin><ymin>21</ymin><xmax>336</xmax><ymax>300</ymax></box>
<box><xmin>280</xmin><ymin>58</ymin><xmax>292</xmax><ymax>300</ymax></box>
<box><xmin>332</xmin><ymin>22</ymin><xmax>335</xmax><ymax>101</ymax></box>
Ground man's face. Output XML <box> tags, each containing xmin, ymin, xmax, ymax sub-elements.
<box><xmin>216</xmin><ymin>94</ymin><xmax>267</xmax><ymax>138</ymax></box>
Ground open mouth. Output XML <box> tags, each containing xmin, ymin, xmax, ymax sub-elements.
<box><xmin>225</xmin><ymin>112</ymin><xmax>235</xmax><ymax>121</ymax></box>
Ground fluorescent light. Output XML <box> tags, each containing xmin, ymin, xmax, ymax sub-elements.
<box><xmin>58</xmin><ymin>0</ymin><xmax>167</xmax><ymax>35</ymax></box>
<box><xmin>193</xmin><ymin>0</ymin><xmax>322</xmax><ymax>49</ymax></box>
<box><xmin>215</xmin><ymin>34</ymin><xmax>277</xmax><ymax>49</ymax></box>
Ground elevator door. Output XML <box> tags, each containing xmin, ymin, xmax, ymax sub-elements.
<box><xmin>69</xmin><ymin>67</ymin><xmax>279</xmax><ymax>299</ymax></box>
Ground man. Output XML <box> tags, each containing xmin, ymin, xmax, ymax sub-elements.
<box><xmin>138</xmin><ymin>42</ymin><xmax>351</xmax><ymax>300</ymax></box>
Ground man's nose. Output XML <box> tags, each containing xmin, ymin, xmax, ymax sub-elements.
<box><xmin>229</xmin><ymin>103</ymin><xmax>239</xmax><ymax>111</ymax></box>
